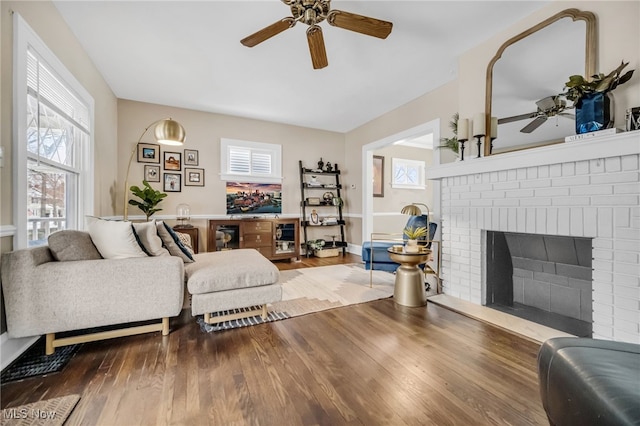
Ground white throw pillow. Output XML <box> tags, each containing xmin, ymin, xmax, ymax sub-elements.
<box><xmin>133</xmin><ymin>220</ymin><xmax>170</xmax><ymax>256</ymax></box>
<box><xmin>87</xmin><ymin>217</ymin><xmax>148</xmax><ymax>259</ymax></box>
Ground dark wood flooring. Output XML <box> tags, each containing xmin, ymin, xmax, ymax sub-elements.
<box><xmin>0</xmin><ymin>253</ymin><xmax>548</xmax><ymax>425</ymax></box>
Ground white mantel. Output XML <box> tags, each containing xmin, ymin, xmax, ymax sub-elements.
<box><xmin>427</xmin><ymin>130</ymin><xmax>640</xmax><ymax>344</ymax></box>
<box><xmin>427</xmin><ymin>131</ymin><xmax>640</xmax><ymax>180</ymax></box>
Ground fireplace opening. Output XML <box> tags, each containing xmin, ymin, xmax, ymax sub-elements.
<box><xmin>485</xmin><ymin>231</ymin><xmax>593</xmax><ymax>337</ymax></box>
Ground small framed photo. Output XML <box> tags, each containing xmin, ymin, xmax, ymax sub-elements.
<box><xmin>164</xmin><ymin>151</ymin><xmax>182</xmax><ymax>171</ymax></box>
<box><xmin>184</xmin><ymin>149</ymin><xmax>199</xmax><ymax>166</ymax></box>
<box><xmin>137</xmin><ymin>143</ymin><xmax>160</xmax><ymax>163</ymax></box>
<box><xmin>306</xmin><ymin>197</ymin><xmax>321</xmax><ymax>206</ymax></box>
<box><xmin>163</xmin><ymin>173</ymin><xmax>181</xmax><ymax>192</ymax></box>
<box><xmin>144</xmin><ymin>165</ymin><xmax>160</xmax><ymax>182</ymax></box>
<box><xmin>184</xmin><ymin>168</ymin><xmax>204</xmax><ymax>186</ymax></box>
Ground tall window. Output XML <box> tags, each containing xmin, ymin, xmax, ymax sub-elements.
<box><xmin>220</xmin><ymin>138</ymin><xmax>282</xmax><ymax>183</ymax></box>
<box><xmin>14</xmin><ymin>14</ymin><xmax>94</xmax><ymax>248</ymax></box>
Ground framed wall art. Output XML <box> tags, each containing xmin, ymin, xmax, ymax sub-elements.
<box><xmin>144</xmin><ymin>165</ymin><xmax>160</xmax><ymax>182</ymax></box>
<box><xmin>373</xmin><ymin>155</ymin><xmax>384</xmax><ymax>197</ymax></box>
<box><xmin>137</xmin><ymin>143</ymin><xmax>160</xmax><ymax>163</ymax></box>
<box><xmin>184</xmin><ymin>168</ymin><xmax>204</xmax><ymax>186</ymax></box>
<box><xmin>163</xmin><ymin>173</ymin><xmax>181</xmax><ymax>192</ymax></box>
<box><xmin>184</xmin><ymin>149</ymin><xmax>199</xmax><ymax>166</ymax></box>
<box><xmin>164</xmin><ymin>151</ymin><xmax>182</xmax><ymax>171</ymax></box>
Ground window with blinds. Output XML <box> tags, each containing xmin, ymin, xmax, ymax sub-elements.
<box><xmin>14</xmin><ymin>13</ymin><xmax>94</xmax><ymax>248</ymax></box>
<box><xmin>221</xmin><ymin>139</ymin><xmax>282</xmax><ymax>183</ymax></box>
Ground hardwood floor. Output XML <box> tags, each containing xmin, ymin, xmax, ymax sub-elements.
<box><xmin>0</xmin><ymin>254</ymin><xmax>548</xmax><ymax>425</ymax></box>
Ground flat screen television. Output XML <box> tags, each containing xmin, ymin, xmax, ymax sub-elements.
<box><xmin>226</xmin><ymin>182</ymin><xmax>282</xmax><ymax>215</ymax></box>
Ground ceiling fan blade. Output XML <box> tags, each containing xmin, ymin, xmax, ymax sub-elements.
<box><xmin>327</xmin><ymin>10</ymin><xmax>393</xmax><ymax>39</ymax></box>
<box><xmin>498</xmin><ymin>112</ymin><xmax>536</xmax><ymax>124</ymax></box>
<box><xmin>307</xmin><ymin>25</ymin><xmax>328</xmax><ymax>69</ymax></box>
<box><xmin>241</xmin><ymin>18</ymin><xmax>295</xmax><ymax>47</ymax></box>
<box><xmin>520</xmin><ymin>116</ymin><xmax>547</xmax><ymax>133</ymax></box>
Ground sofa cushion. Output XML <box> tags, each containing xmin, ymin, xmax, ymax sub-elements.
<box><xmin>133</xmin><ymin>220</ymin><xmax>170</xmax><ymax>257</ymax></box>
<box><xmin>186</xmin><ymin>249</ymin><xmax>279</xmax><ymax>294</ymax></box>
<box><xmin>156</xmin><ymin>221</ymin><xmax>194</xmax><ymax>263</ymax></box>
<box><xmin>87</xmin><ymin>218</ymin><xmax>148</xmax><ymax>259</ymax></box>
<box><xmin>175</xmin><ymin>232</ymin><xmax>194</xmax><ymax>256</ymax></box>
<box><xmin>48</xmin><ymin>230</ymin><xmax>102</xmax><ymax>261</ymax></box>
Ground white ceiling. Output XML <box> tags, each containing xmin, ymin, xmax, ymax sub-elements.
<box><xmin>52</xmin><ymin>1</ymin><xmax>549</xmax><ymax>133</ymax></box>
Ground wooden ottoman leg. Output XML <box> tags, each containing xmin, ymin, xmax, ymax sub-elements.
<box><xmin>46</xmin><ymin>333</ymin><xmax>55</xmax><ymax>355</ymax></box>
<box><xmin>261</xmin><ymin>304</ymin><xmax>268</xmax><ymax>320</ymax></box>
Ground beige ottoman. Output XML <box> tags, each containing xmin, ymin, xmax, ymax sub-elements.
<box><xmin>185</xmin><ymin>249</ymin><xmax>282</xmax><ymax>324</ymax></box>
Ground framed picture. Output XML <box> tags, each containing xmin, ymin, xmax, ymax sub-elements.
<box><xmin>164</xmin><ymin>151</ymin><xmax>182</xmax><ymax>171</ymax></box>
<box><xmin>163</xmin><ymin>173</ymin><xmax>181</xmax><ymax>192</ymax></box>
<box><xmin>184</xmin><ymin>149</ymin><xmax>199</xmax><ymax>166</ymax></box>
<box><xmin>144</xmin><ymin>165</ymin><xmax>160</xmax><ymax>182</ymax></box>
<box><xmin>373</xmin><ymin>155</ymin><xmax>384</xmax><ymax>197</ymax></box>
<box><xmin>137</xmin><ymin>143</ymin><xmax>160</xmax><ymax>163</ymax></box>
<box><xmin>184</xmin><ymin>168</ymin><xmax>204</xmax><ymax>186</ymax></box>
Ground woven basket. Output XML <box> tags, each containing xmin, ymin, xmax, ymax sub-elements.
<box><xmin>314</xmin><ymin>248</ymin><xmax>340</xmax><ymax>258</ymax></box>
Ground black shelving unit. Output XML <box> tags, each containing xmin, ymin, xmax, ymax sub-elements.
<box><xmin>299</xmin><ymin>160</ymin><xmax>347</xmax><ymax>256</ymax></box>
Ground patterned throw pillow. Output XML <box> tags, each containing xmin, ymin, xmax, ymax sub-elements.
<box><xmin>132</xmin><ymin>220</ymin><xmax>170</xmax><ymax>256</ymax></box>
<box><xmin>156</xmin><ymin>221</ymin><xmax>195</xmax><ymax>263</ymax></box>
<box><xmin>175</xmin><ymin>232</ymin><xmax>195</xmax><ymax>256</ymax></box>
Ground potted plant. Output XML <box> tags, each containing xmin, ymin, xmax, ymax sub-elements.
<box><xmin>403</xmin><ymin>226</ymin><xmax>428</xmax><ymax>253</ymax></box>
<box><xmin>128</xmin><ymin>180</ymin><xmax>167</xmax><ymax>221</ymax></box>
<box><xmin>564</xmin><ymin>61</ymin><xmax>635</xmax><ymax>134</ymax></box>
<box><xmin>438</xmin><ymin>113</ymin><xmax>460</xmax><ymax>154</ymax></box>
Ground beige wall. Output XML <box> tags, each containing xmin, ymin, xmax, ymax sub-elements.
<box><xmin>117</xmin><ymin>100</ymin><xmax>345</xmax><ymax>252</ymax></box>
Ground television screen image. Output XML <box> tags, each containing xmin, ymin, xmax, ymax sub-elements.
<box><xmin>226</xmin><ymin>182</ymin><xmax>282</xmax><ymax>215</ymax></box>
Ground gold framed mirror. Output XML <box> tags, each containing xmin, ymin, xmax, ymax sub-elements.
<box><xmin>485</xmin><ymin>8</ymin><xmax>597</xmax><ymax>156</ymax></box>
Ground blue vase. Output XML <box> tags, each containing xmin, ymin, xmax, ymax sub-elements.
<box><xmin>575</xmin><ymin>92</ymin><xmax>614</xmax><ymax>134</ymax></box>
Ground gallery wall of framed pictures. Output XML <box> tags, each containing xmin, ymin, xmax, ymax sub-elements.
<box><xmin>136</xmin><ymin>144</ymin><xmax>205</xmax><ymax>193</ymax></box>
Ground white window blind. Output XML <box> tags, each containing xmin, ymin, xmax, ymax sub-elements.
<box><xmin>221</xmin><ymin>139</ymin><xmax>282</xmax><ymax>183</ymax></box>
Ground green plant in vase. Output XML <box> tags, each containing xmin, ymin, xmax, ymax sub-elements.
<box><xmin>564</xmin><ymin>61</ymin><xmax>635</xmax><ymax>134</ymax></box>
<box><xmin>438</xmin><ymin>113</ymin><xmax>460</xmax><ymax>153</ymax></box>
<box><xmin>128</xmin><ymin>180</ymin><xmax>167</xmax><ymax>221</ymax></box>
<box><xmin>403</xmin><ymin>226</ymin><xmax>428</xmax><ymax>253</ymax></box>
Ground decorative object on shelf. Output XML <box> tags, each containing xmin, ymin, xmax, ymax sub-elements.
<box><xmin>123</xmin><ymin>118</ymin><xmax>186</xmax><ymax>220</ymax></box>
<box><xmin>564</xmin><ymin>61</ymin><xmax>635</xmax><ymax>134</ymax></box>
<box><xmin>373</xmin><ymin>155</ymin><xmax>384</xmax><ymax>197</ymax></box>
<box><xmin>308</xmin><ymin>175</ymin><xmax>322</xmax><ymax>187</ymax></box>
<box><xmin>307</xmin><ymin>197</ymin><xmax>321</xmax><ymax>206</ymax></box>
<box><xmin>625</xmin><ymin>107</ymin><xmax>640</xmax><ymax>131</ymax></box>
<box><xmin>128</xmin><ymin>180</ymin><xmax>167</xmax><ymax>221</ymax></box>
<box><xmin>163</xmin><ymin>173</ymin><xmax>181</xmax><ymax>192</ymax></box>
<box><xmin>332</xmin><ymin>197</ymin><xmax>343</xmax><ymax>207</ymax></box>
<box><xmin>322</xmin><ymin>217</ymin><xmax>338</xmax><ymax>226</ymax></box>
<box><xmin>489</xmin><ymin>116</ymin><xmax>498</xmax><ymax>155</ymax></box>
<box><xmin>309</xmin><ymin>209</ymin><xmax>321</xmax><ymax>225</ymax></box>
<box><xmin>457</xmin><ymin>117</ymin><xmax>468</xmax><ymax>161</ymax></box>
<box><xmin>144</xmin><ymin>165</ymin><xmax>160</xmax><ymax>182</ymax></box>
<box><xmin>322</xmin><ymin>191</ymin><xmax>334</xmax><ymax>204</ymax></box>
<box><xmin>325</xmin><ymin>162</ymin><xmax>333</xmax><ymax>172</ymax></box>
<box><xmin>184</xmin><ymin>168</ymin><xmax>205</xmax><ymax>186</ymax></box>
<box><xmin>164</xmin><ymin>151</ymin><xmax>182</xmax><ymax>171</ymax></box>
<box><xmin>176</xmin><ymin>203</ymin><xmax>192</xmax><ymax>227</ymax></box>
<box><xmin>317</xmin><ymin>158</ymin><xmax>324</xmax><ymax>170</ymax></box>
<box><xmin>439</xmin><ymin>113</ymin><xmax>460</xmax><ymax>155</ymax></box>
<box><xmin>472</xmin><ymin>113</ymin><xmax>486</xmax><ymax>158</ymax></box>
<box><xmin>184</xmin><ymin>149</ymin><xmax>199</xmax><ymax>166</ymax></box>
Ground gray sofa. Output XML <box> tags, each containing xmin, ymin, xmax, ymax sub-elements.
<box><xmin>1</xmin><ymin>244</ymin><xmax>184</xmax><ymax>355</ymax></box>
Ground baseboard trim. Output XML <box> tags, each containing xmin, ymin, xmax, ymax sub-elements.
<box><xmin>347</xmin><ymin>243</ymin><xmax>361</xmax><ymax>256</ymax></box>
<box><xmin>0</xmin><ymin>332</ymin><xmax>39</xmax><ymax>371</ymax></box>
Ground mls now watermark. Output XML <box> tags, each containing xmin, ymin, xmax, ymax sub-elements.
<box><xmin>3</xmin><ymin>407</ymin><xmax>57</xmax><ymax>420</ymax></box>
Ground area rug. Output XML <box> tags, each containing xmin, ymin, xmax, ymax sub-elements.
<box><xmin>1</xmin><ymin>394</ymin><xmax>80</xmax><ymax>426</ymax></box>
<box><xmin>1</xmin><ymin>338</ymin><xmax>81</xmax><ymax>384</ymax></box>
<box><xmin>198</xmin><ymin>308</ymin><xmax>291</xmax><ymax>332</ymax></box>
<box><xmin>199</xmin><ymin>264</ymin><xmax>396</xmax><ymax>332</ymax></box>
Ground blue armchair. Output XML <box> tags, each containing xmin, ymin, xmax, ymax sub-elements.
<box><xmin>362</xmin><ymin>215</ymin><xmax>437</xmax><ymax>272</ymax></box>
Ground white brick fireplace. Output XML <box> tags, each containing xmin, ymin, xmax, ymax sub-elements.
<box><xmin>427</xmin><ymin>131</ymin><xmax>640</xmax><ymax>344</ymax></box>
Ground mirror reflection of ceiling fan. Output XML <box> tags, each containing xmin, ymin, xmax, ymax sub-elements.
<box><xmin>240</xmin><ymin>0</ymin><xmax>393</xmax><ymax>69</ymax></box>
<box><xmin>498</xmin><ymin>95</ymin><xmax>574</xmax><ymax>133</ymax></box>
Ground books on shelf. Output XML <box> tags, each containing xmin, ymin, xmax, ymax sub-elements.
<box><xmin>565</xmin><ymin>128</ymin><xmax>623</xmax><ymax>142</ymax></box>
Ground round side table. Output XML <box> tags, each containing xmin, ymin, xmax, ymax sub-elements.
<box><xmin>387</xmin><ymin>246</ymin><xmax>432</xmax><ymax>307</ymax></box>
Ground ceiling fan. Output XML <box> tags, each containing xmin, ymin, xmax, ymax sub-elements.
<box><xmin>240</xmin><ymin>0</ymin><xmax>393</xmax><ymax>69</ymax></box>
<box><xmin>499</xmin><ymin>96</ymin><xmax>574</xmax><ymax>133</ymax></box>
